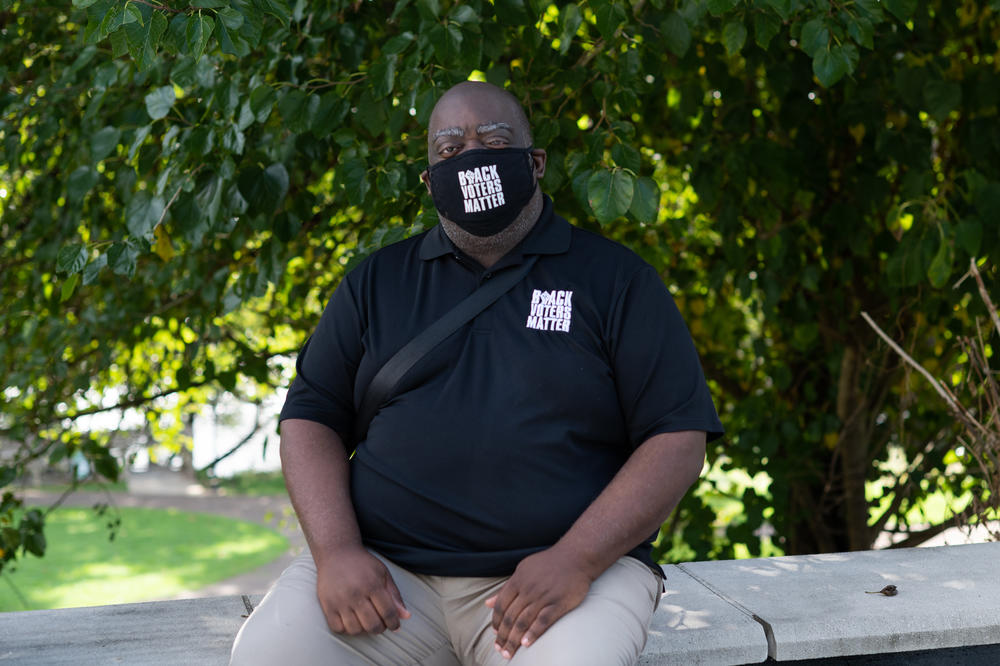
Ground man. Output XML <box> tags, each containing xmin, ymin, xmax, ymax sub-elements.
<box><xmin>231</xmin><ymin>81</ymin><xmax>723</xmax><ymax>666</ymax></box>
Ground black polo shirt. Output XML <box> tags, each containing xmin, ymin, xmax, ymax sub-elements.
<box><xmin>281</xmin><ymin>196</ymin><xmax>723</xmax><ymax>576</ymax></box>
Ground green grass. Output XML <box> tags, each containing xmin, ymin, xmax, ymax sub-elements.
<box><xmin>208</xmin><ymin>470</ymin><xmax>287</xmax><ymax>496</ymax></box>
<box><xmin>0</xmin><ymin>506</ymin><xmax>288</xmax><ymax>612</ymax></box>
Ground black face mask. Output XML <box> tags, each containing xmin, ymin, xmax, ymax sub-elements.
<box><xmin>427</xmin><ymin>147</ymin><xmax>537</xmax><ymax>237</ymax></box>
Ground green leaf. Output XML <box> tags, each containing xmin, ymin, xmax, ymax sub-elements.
<box><xmin>800</xmin><ymin>18</ymin><xmax>828</xmax><ymax>57</ymax></box>
<box><xmin>450</xmin><ymin>5</ymin><xmax>479</xmax><ymax>23</ymax></box>
<box><xmin>834</xmin><ymin>43</ymin><xmax>859</xmax><ymax>76</ymax></box>
<box><xmin>126</xmin><ymin>191</ymin><xmax>165</xmax><ymax>239</ymax></box>
<box><xmin>277</xmin><ymin>89</ymin><xmax>312</xmax><ymax>133</ymax></box>
<box><xmin>192</xmin><ymin>0</ymin><xmax>227</xmax><ymax>7</ymax></box>
<box><xmin>377</xmin><ymin>166</ymin><xmax>404</xmax><ymax>200</ymax></box>
<box><xmin>847</xmin><ymin>15</ymin><xmax>875</xmax><ymax>49</ymax></box>
<box><xmin>216</xmin><ymin>7</ymin><xmax>244</xmax><ymax>29</ymax></box>
<box><xmin>82</xmin><ymin>253</ymin><xmax>108</xmax><ymax>285</ymax></box>
<box><xmin>311</xmin><ymin>92</ymin><xmax>349</xmax><ymax>138</ymax></box>
<box><xmin>67</xmin><ymin>166</ymin><xmax>99</xmax><ymax>203</ymax></box>
<box><xmin>493</xmin><ymin>0</ymin><xmax>530</xmax><ymax>24</ymax></box>
<box><xmin>587</xmin><ymin>169</ymin><xmax>635</xmax><ymax>224</ymax></box>
<box><xmin>884</xmin><ymin>0</ymin><xmax>917</xmax><ymax>22</ymax></box>
<box><xmin>594</xmin><ymin>0</ymin><xmax>626</xmax><ymax>42</ymax></box>
<box><xmin>73</xmin><ymin>0</ymin><xmax>100</xmax><ymax>7</ymax></box>
<box><xmin>60</xmin><ymin>273</ymin><xmax>81</xmax><ymax>302</ymax></box>
<box><xmin>923</xmin><ymin>80</ymin><xmax>962</xmax><ymax>121</ymax></box>
<box><xmin>754</xmin><ymin>12</ymin><xmax>781</xmax><ymax>50</ymax></box>
<box><xmin>144</xmin><ymin>85</ymin><xmax>175</xmax><ymax>120</ymax></box>
<box><xmin>100</xmin><ymin>6</ymin><xmax>127</xmax><ymax>36</ymax></box>
<box><xmin>57</xmin><ymin>243</ymin><xmax>88</xmax><ymax>274</ymax></box>
<box><xmin>90</xmin><ymin>126</ymin><xmax>121</xmax><ymax>161</ymax></box>
<box><xmin>187</xmin><ymin>13</ymin><xmax>214</xmax><ymax>61</ymax></box>
<box><xmin>417</xmin><ymin>0</ymin><xmax>441</xmax><ymax>19</ymax></box>
<box><xmin>108</xmin><ymin>240</ymin><xmax>139</xmax><ymax>278</ymax></box>
<box><xmin>110</xmin><ymin>28</ymin><xmax>129</xmax><ymax>57</ymax></box>
<box><xmin>558</xmin><ymin>4</ymin><xmax>583</xmax><ymax>53</ymax></box>
<box><xmin>706</xmin><ymin>0</ymin><xmax>739</xmax><ymax>16</ymax></box>
<box><xmin>215</xmin><ymin>14</ymin><xmax>249</xmax><ymax>56</ymax></box>
<box><xmin>722</xmin><ymin>20</ymin><xmax>747</xmax><ymax>55</ymax></box>
<box><xmin>237</xmin><ymin>163</ymin><xmax>290</xmax><ymax>214</ymax></box>
<box><xmin>661</xmin><ymin>12</ymin><xmax>691</xmax><ymax>57</ymax></box>
<box><xmin>628</xmin><ymin>177</ymin><xmax>660</xmax><ymax>223</ymax></box>
<box><xmin>125</xmin><ymin>10</ymin><xmax>167</xmax><ymax>71</ymax></box>
<box><xmin>249</xmin><ymin>85</ymin><xmax>277</xmax><ymax>122</ymax></box>
<box><xmin>927</xmin><ymin>236</ymin><xmax>953</xmax><ymax>288</ymax></box>
<box><xmin>369</xmin><ymin>55</ymin><xmax>397</xmax><ymax>99</ymax></box>
<box><xmin>430</xmin><ymin>23</ymin><xmax>463</xmax><ymax>64</ymax></box>
<box><xmin>611</xmin><ymin>143</ymin><xmax>641</xmax><ymax>173</ymax></box>
<box><xmin>955</xmin><ymin>218</ymin><xmax>982</xmax><ymax>256</ymax></box>
<box><xmin>258</xmin><ymin>0</ymin><xmax>292</xmax><ymax>26</ymax></box>
<box><xmin>341</xmin><ymin>158</ymin><xmax>371</xmax><ymax>205</ymax></box>
<box><xmin>762</xmin><ymin>0</ymin><xmax>792</xmax><ymax>21</ymax></box>
<box><xmin>813</xmin><ymin>47</ymin><xmax>848</xmax><ymax>87</ymax></box>
<box><xmin>122</xmin><ymin>2</ymin><xmax>142</xmax><ymax>26</ymax></box>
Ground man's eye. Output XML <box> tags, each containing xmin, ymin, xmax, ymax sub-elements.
<box><xmin>440</xmin><ymin>145</ymin><xmax>459</xmax><ymax>156</ymax></box>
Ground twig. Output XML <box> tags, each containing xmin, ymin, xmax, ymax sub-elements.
<box><xmin>860</xmin><ymin>311</ymin><xmax>982</xmax><ymax>433</ymax></box>
<box><xmin>968</xmin><ymin>258</ymin><xmax>1000</xmax><ymax>340</ymax></box>
<box><xmin>128</xmin><ymin>0</ymin><xmax>183</xmax><ymax>13</ymax></box>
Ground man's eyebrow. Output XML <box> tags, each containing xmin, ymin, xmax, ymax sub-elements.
<box><xmin>477</xmin><ymin>122</ymin><xmax>513</xmax><ymax>134</ymax></box>
<box><xmin>433</xmin><ymin>127</ymin><xmax>464</xmax><ymax>140</ymax></box>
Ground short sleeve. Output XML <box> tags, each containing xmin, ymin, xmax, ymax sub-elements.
<box><xmin>279</xmin><ymin>274</ymin><xmax>365</xmax><ymax>444</ymax></box>
<box><xmin>608</xmin><ymin>265</ymin><xmax>724</xmax><ymax>447</ymax></box>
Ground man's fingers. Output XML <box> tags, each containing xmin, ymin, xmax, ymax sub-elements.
<box><xmin>496</xmin><ymin>602</ymin><xmax>546</xmax><ymax>659</ymax></box>
<box><xmin>385</xmin><ymin>577</ymin><xmax>411</xmax><ymax>620</ymax></box>
<box><xmin>519</xmin><ymin>605</ymin><xmax>561</xmax><ymax>647</ymax></box>
<box><xmin>337</xmin><ymin>610</ymin><xmax>365</xmax><ymax>636</ymax></box>
<box><xmin>352</xmin><ymin>600</ymin><xmax>389</xmax><ymax>634</ymax></box>
<box><xmin>369</xmin><ymin>591</ymin><xmax>402</xmax><ymax>631</ymax></box>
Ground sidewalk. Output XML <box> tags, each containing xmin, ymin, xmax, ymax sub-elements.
<box><xmin>18</xmin><ymin>469</ymin><xmax>304</xmax><ymax>600</ymax></box>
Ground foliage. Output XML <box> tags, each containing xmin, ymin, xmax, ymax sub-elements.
<box><xmin>3</xmin><ymin>0</ymin><xmax>1000</xmax><ymax>571</ymax></box>
<box><xmin>864</xmin><ymin>260</ymin><xmax>1000</xmax><ymax>542</ymax></box>
<box><xmin>0</xmin><ymin>505</ymin><xmax>287</xmax><ymax>610</ymax></box>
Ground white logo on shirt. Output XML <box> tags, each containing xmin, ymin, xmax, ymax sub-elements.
<box><xmin>526</xmin><ymin>289</ymin><xmax>573</xmax><ymax>332</ymax></box>
<box><xmin>458</xmin><ymin>164</ymin><xmax>506</xmax><ymax>213</ymax></box>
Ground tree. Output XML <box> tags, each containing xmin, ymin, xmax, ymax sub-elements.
<box><xmin>2</xmin><ymin>0</ymin><xmax>998</xmax><ymax>573</ymax></box>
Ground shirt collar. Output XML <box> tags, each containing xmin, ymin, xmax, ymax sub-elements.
<box><xmin>418</xmin><ymin>195</ymin><xmax>571</xmax><ymax>261</ymax></box>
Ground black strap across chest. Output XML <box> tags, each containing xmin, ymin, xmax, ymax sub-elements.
<box><xmin>354</xmin><ymin>254</ymin><xmax>539</xmax><ymax>444</ymax></box>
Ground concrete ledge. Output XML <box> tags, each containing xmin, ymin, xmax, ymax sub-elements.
<box><xmin>679</xmin><ymin>541</ymin><xmax>1000</xmax><ymax>662</ymax></box>
<box><xmin>1</xmin><ymin>543</ymin><xmax>998</xmax><ymax>664</ymax></box>
<box><xmin>0</xmin><ymin>595</ymin><xmax>262</xmax><ymax>665</ymax></box>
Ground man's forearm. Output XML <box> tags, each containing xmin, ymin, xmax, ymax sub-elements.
<box><xmin>554</xmin><ymin>430</ymin><xmax>707</xmax><ymax>578</ymax></box>
<box><xmin>279</xmin><ymin>418</ymin><xmax>363</xmax><ymax>561</ymax></box>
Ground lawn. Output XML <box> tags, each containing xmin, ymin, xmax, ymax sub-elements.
<box><xmin>0</xmin><ymin>506</ymin><xmax>288</xmax><ymax>612</ymax></box>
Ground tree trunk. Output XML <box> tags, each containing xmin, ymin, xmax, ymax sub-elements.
<box><xmin>837</xmin><ymin>346</ymin><xmax>873</xmax><ymax>551</ymax></box>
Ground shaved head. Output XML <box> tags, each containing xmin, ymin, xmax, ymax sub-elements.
<box><xmin>427</xmin><ymin>81</ymin><xmax>533</xmax><ymax>159</ymax></box>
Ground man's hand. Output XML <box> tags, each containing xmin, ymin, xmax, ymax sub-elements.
<box><xmin>315</xmin><ymin>547</ymin><xmax>411</xmax><ymax>635</ymax></box>
<box><xmin>485</xmin><ymin>547</ymin><xmax>593</xmax><ymax>660</ymax></box>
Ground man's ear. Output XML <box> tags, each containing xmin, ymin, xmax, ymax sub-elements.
<box><xmin>530</xmin><ymin>149</ymin><xmax>547</xmax><ymax>180</ymax></box>
<box><xmin>420</xmin><ymin>169</ymin><xmax>432</xmax><ymax>194</ymax></box>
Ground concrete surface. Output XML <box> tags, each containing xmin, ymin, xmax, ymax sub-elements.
<box><xmin>680</xmin><ymin>541</ymin><xmax>1000</xmax><ymax>662</ymax></box>
<box><xmin>2</xmin><ymin>543</ymin><xmax>999</xmax><ymax>664</ymax></box>
<box><xmin>640</xmin><ymin>564</ymin><xmax>769</xmax><ymax>665</ymax></box>
<box><xmin>0</xmin><ymin>595</ymin><xmax>262</xmax><ymax>665</ymax></box>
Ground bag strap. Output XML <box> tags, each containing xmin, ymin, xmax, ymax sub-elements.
<box><xmin>354</xmin><ymin>254</ymin><xmax>539</xmax><ymax>444</ymax></box>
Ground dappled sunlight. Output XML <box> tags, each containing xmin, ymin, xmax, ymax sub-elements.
<box><xmin>0</xmin><ymin>507</ymin><xmax>286</xmax><ymax>611</ymax></box>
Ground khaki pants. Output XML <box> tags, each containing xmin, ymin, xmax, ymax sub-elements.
<box><xmin>230</xmin><ymin>549</ymin><xmax>661</xmax><ymax>666</ymax></box>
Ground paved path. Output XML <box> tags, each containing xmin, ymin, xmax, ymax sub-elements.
<box><xmin>19</xmin><ymin>478</ymin><xmax>304</xmax><ymax>600</ymax></box>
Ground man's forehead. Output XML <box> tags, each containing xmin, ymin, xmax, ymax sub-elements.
<box><xmin>432</xmin><ymin>122</ymin><xmax>513</xmax><ymax>140</ymax></box>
